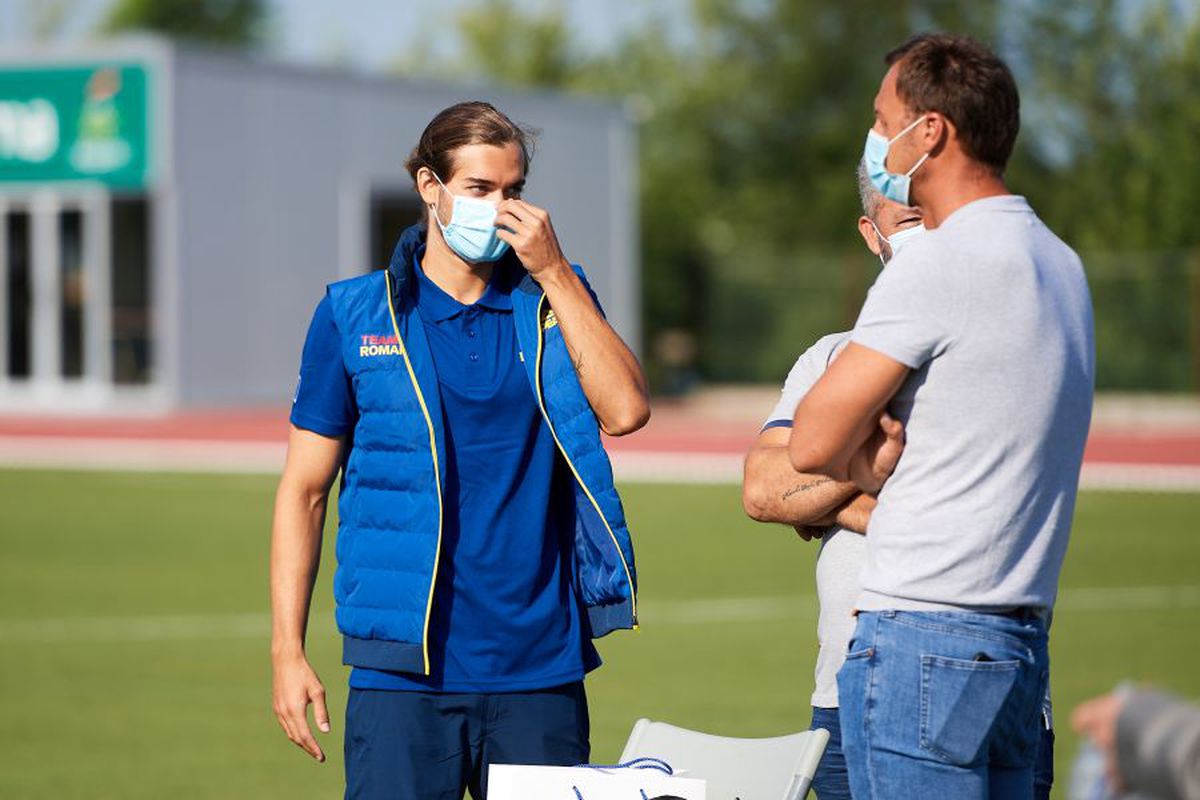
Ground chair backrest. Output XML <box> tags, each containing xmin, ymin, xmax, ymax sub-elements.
<box><xmin>619</xmin><ymin>719</ymin><xmax>829</xmax><ymax>800</ymax></box>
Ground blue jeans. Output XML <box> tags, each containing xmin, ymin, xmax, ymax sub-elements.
<box><xmin>810</xmin><ymin>706</ymin><xmax>852</xmax><ymax>800</ymax></box>
<box><xmin>837</xmin><ymin>610</ymin><xmax>1049</xmax><ymax>799</ymax></box>
<box><xmin>811</xmin><ymin>703</ymin><xmax>1054</xmax><ymax>800</ymax></box>
<box><xmin>344</xmin><ymin>682</ymin><xmax>589</xmax><ymax>799</ymax></box>
<box><xmin>1034</xmin><ymin>723</ymin><xmax>1054</xmax><ymax>800</ymax></box>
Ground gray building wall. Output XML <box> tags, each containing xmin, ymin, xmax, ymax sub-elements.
<box><xmin>168</xmin><ymin>46</ymin><xmax>639</xmax><ymax>407</ymax></box>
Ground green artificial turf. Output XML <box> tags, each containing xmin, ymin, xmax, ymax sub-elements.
<box><xmin>0</xmin><ymin>470</ymin><xmax>1196</xmax><ymax>798</ymax></box>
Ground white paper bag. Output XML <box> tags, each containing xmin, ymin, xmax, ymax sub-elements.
<box><xmin>488</xmin><ymin>763</ymin><xmax>706</xmax><ymax>800</ymax></box>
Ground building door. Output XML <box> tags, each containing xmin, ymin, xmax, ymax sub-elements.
<box><xmin>1</xmin><ymin>187</ymin><xmax>112</xmax><ymax>406</ymax></box>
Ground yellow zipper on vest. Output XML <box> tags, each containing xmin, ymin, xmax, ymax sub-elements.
<box><xmin>384</xmin><ymin>271</ymin><xmax>443</xmax><ymax>675</ymax></box>
<box><xmin>533</xmin><ymin>293</ymin><xmax>638</xmax><ymax>627</ymax></box>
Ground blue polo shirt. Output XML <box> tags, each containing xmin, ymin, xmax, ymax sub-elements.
<box><xmin>291</xmin><ymin>253</ymin><xmax>600</xmax><ymax>692</ymax></box>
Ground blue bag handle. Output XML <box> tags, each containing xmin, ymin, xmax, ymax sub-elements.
<box><xmin>570</xmin><ymin>758</ymin><xmax>677</xmax><ymax>800</ymax></box>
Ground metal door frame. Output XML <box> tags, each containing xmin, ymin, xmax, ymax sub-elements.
<box><xmin>0</xmin><ymin>185</ymin><xmax>112</xmax><ymax>404</ymax></box>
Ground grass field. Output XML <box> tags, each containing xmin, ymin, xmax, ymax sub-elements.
<box><xmin>1</xmin><ymin>468</ymin><xmax>1197</xmax><ymax>799</ymax></box>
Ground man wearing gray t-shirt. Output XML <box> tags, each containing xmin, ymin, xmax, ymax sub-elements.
<box><xmin>747</xmin><ymin>170</ymin><xmax>1059</xmax><ymax>799</ymax></box>
<box><xmin>790</xmin><ymin>34</ymin><xmax>1094</xmax><ymax>799</ymax></box>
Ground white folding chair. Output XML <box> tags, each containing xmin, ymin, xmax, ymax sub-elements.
<box><xmin>619</xmin><ymin>718</ymin><xmax>830</xmax><ymax>800</ymax></box>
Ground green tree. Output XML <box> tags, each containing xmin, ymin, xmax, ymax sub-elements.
<box><xmin>1009</xmin><ymin>0</ymin><xmax>1200</xmax><ymax>389</ymax></box>
<box><xmin>407</xmin><ymin>0</ymin><xmax>1200</xmax><ymax>391</ymax></box>
<box><xmin>101</xmin><ymin>0</ymin><xmax>268</xmax><ymax>48</ymax></box>
<box><xmin>19</xmin><ymin>0</ymin><xmax>79</xmax><ymax>42</ymax></box>
<box><xmin>456</xmin><ymin>0</ymin><xmax>575</xmax><ymax>88</ymax></box>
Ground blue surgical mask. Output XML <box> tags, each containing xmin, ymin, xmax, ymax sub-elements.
<box><xmin>862</xmin><ymin>116</ymin><xmax>929</xmax><ymax>206</ymax></box>
<box><xmin>870</xmin><ymin>221</ymin><xmax>927</xmax><ymax>266</ymax></box>
<box><xmin>431</xmin><ymin>173</ymin><xmax>510</xmax><ymax>263</ymax></box>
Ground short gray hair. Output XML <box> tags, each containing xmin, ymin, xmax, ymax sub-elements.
<box><xmin>856</xmin><ymin>159</ymin><xmax>884</xmax><ymax>221</ymax></box>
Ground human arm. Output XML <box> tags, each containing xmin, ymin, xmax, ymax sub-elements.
<box><xmin>790</xmin><ymin>244</ymin><xmax>961</xmax><ymax>491</ymax></box>
<box><xmin>743</xmin><ymin>425</ymin><xmax>863</xmax><ymax>531</ymax></box>
<box><xmin>787</xmin><ymin>343</ymin><xmax>909</xmax><ymax>492</ymax></box>
<box><xmin>1074</xmin><ymin>689</ymin><xmax>1200</xmax><ymax>799</ymax></box>
<box><xmin>748</xmin><ymin>334</ymin><xmax>881</xmax><ymax>534</ymax></box>
<box><xmin>271</xmin><ymin>298</ymin><xmax>354</xmax><ymax>763</ymax></box>
<box><xmin>828</xmin><ymin>492</ymin><xmax>878</xmax><ymax>534</ymax></box>
<box><xmin>270</xmin><ymin>425</ymin><xmax>345</xmax><ymax>763</ymax></box>
<box><xmin>494</xmin><ymin>198</ymin><xmax>650</xmax><ymax>436</ymax></box>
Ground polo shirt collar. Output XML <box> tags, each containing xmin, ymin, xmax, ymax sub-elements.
<box><xmin>411</xmin><ymin>247</ymin><xmax>514</xmax><ymax>322</ymax></box>
<box><xmin>939</xmin><ymin>194</ymin><xmax>1032</xmax><ymax>230</ymax></box>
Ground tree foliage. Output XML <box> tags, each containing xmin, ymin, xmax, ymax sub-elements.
<box><xmin>410</xmin><ymin>0</ymin><xmax>1200</xmax><ymax>390</ymax></box>
<box><xmin>101</xmin><ymin>0</ymin><xmax>268</xmax><ymax>47</ymax></box>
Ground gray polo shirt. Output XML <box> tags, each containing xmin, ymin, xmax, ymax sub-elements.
<box><xmin>850</xmin><ymin>195</ymin><xmax>1095</xmax><ymax>613</ymax></box>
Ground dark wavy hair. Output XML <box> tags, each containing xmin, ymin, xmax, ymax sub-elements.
<box><xmin>405</xmin><ymin>100</ymin><xmax>537</xmax><ymax>187</ymax></box>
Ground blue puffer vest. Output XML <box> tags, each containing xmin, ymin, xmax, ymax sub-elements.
<box><xmin>324</xmin><ymin>224</ymin><xmax>638</xmax><ymax>675</ymax></box>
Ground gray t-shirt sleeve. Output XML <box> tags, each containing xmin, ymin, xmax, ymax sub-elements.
<box><xmin>763</xmin><ymin>333</ymin><xmax>849</xmax><ymax>429</ymax></box>
<box><xmin>851</xmin><ymin>244</ymin><xmax>961</xmax><ymax>369</ymax></box>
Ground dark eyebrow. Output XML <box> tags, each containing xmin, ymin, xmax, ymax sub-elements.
<box><xmin>463</xmin><ymin>176</ymin><xmax>525</xmax><ymax>192</ymax></box>
<box><xmin>460</xmin><ymin>173</ymin><xmax>523</xmax><ymax>193</ymax></box>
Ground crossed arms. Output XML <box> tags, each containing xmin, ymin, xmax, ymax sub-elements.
<box><xmin>743</xmin><ymin>342</ymin><xmax>911</xmax><ymax>536</ymax></box>
<box><xmin>743</xmin><ymin>425</ymin><xmax>876</xmax><ymax>538</ymax></box>
<box><xmin>788</xmin><ymin>343</ymin><xmax>909</xmax><ymax>493</ymax></box>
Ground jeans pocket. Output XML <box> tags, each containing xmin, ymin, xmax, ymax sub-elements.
<box><xmin>919</xmin><ymin>654</ymin><xmax>1020</xmax><ymax>766</ymax></box>
<box><xmin>843</xmin><ymin>635</ymin><xmax>873</xmax><ymax>661</ymax></box>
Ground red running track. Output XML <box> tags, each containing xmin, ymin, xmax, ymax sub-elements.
<box><xmin>0</xmin><ymin>408</ymin><xmax>1196</xmax><ymax>467</ymax></box>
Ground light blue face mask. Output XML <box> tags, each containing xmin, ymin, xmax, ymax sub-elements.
<box><xmin>862</xmin><ymin>115</ymin><xmax>929</xmax><ymax>206</ymax></box>
<box><xmin>431</xmin><ymin>173</ymin><xmax>511</xmax><ymax>263</ymax></box>
<box><xmin>870</xmin><ymin>220</ymin><xmax>927</xmax><ymax>266</ymax></box>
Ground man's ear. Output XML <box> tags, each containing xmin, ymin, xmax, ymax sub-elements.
<box><xmin>923</xmin><ymin>112</ymin><xmax>952</xmax><ymax>158</ymax></box>
<box><xmin>416</xmin><ymin>166</ymin><xmax>440</xmax><ymax>209</ymax></box>
<box><xmin>858</xmin><ymin>216</ymin><xmax>884</xmax><ymax>256</ymax></box>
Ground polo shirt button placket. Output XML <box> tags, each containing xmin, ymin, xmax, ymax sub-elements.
<box><xmin>463</xmin><ymin>307</ymin><xmax>480</xmax><ymax>363</ymax></box>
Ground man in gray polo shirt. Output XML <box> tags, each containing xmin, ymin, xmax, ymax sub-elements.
<box><xmin>747</xmin><ymin>165</ymin><xmax>1057</xmax><ymax>799</ymax></box>
<box><xmin>789</xmin><ymin>34</ymin><xmax>1094</xmax><ymax>798</ymax></box>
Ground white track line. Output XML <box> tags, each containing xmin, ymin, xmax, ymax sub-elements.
<box><xmin>0</xmin><ymin>436</ymin><xmax>285</xmax><ymax>474</ymax></box>
<box><xmin>1077</xmin><ymin>463</ymin><xmax>1200</xmax><ymax>492</ymax></box>
<box><xmin>4</xmin><ymin>438</ymin><xmax>1197</xmax><ymax>492</ymax></box>
<box><xmin>609</xmin><ymin>453</ymin><xmax>1200</xmax><ymax>492</ymax></box>
<box><xmin>2</xmin><ymin>586</ymin><xmax>1196</xmax><ymax>644</ymax></box>
<box><xmin>611</xmin><ymin>451</ymin><xmax>746</xmax><ymax>485</ymax></box>
<box><xmin>1054</xmin><ymin>584</ymin><xmax>1200</xmax><ymax>612</ymax></box>
<box><xmin>0</xmin><ymin>612</ymin><xmax>275</xmax><ymax>643</ymax></box>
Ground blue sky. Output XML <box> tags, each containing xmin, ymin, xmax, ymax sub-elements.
<box><xmin>0</xmin><ymin>0</ymin><xmax>691</xmax><ymax>69</ymax></box>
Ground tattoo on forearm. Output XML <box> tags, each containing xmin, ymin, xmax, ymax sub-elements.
<box><xmin>782</xmin><ymin>477</ymin><xmax>832</xmax><ymax>501</ymax></box>
<box><xmin>570</xmin><ymin>347</ymin><xmax>585</xmax><ymax>374</ymax></box>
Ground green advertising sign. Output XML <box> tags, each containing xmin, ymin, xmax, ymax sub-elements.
<box><xmin>0</xmin><ymin>63</ymin><xmax>150</xmax><ymax>188</ymax></box>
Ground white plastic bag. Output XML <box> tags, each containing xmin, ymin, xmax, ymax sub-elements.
<box><xmin>488</xmin><ymin>759</ymin><xmax>706</xmax><ymax>800</ymax></box>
